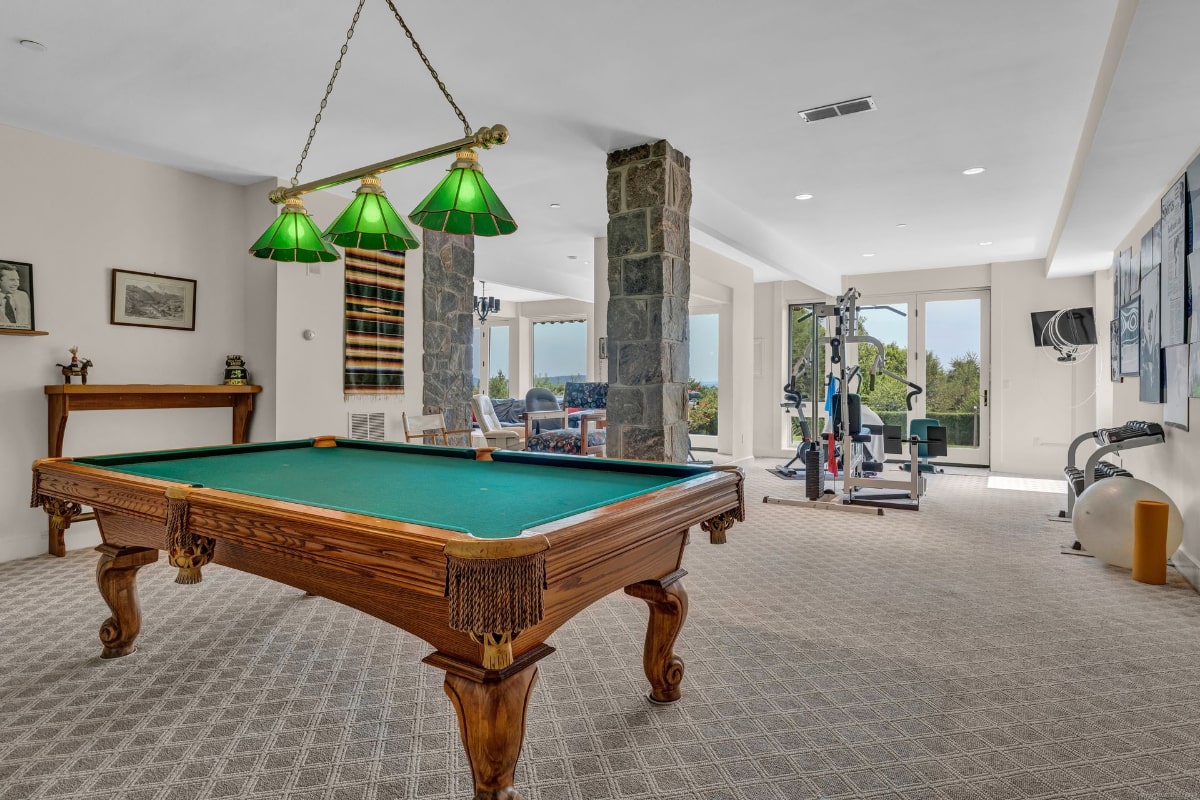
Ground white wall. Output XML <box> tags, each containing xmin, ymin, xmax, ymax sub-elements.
<box><xmin>1096</xmin><ymin>173</ymin><xmax>1200</xmax><ymax>588</ymax></box>
<box><xmin>750</xmin><ymin>262</ymin><xmax>1098</xmax><ymax>477</ymax></box>
<box><xmin>271</xmin><ymin>189</ymin><xmax>427</xmax><ymax>442</ymax></box>
<box><xmin>1</xmin><ymin>124</ymin><xmax>255</xmax><ymax>561</ymax></box>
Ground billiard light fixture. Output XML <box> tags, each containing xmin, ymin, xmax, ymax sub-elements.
<box><xmin>474</xmin><ymin>281</ymin><xmax>500</xmax><ymax>324</ymax></box>
<box><xmin>249</xmin><ymin>0</ymin><xmax>517</xmax><ymax>264</ymax></box>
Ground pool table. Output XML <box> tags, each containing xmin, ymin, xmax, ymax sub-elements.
<box><xmin>32</xmin><ymin>436</ymin><xmax>744</xmax><ymax>800</ymax></box>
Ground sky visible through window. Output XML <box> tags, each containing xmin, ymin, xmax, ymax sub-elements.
<box><xmin>690</xmin><ymin>314</ymin><xmax>718</xmax><ymax>385</ymax></box>
<box><xmin>861</xmin><ymin>301</ymin><xmax>979</xmax><ymax>362</ymax></box>
<box><xmin>533</xmin><ymin>320</ymin><xmax>587</xmax><ymax>379</ymax></box>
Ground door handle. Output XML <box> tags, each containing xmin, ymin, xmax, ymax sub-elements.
<box><xmin>983</xmin><ymin>389</ymin><xmax>988</xmax><ymax>407</ymax></box>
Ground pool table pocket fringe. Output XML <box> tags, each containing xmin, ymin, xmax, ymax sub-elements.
<box><xmin>445</xmin><ymin>549</ymin><xmax>547</xmax><ymax>669</ymax></box>
<box><xmin>164</xmin><ymin>489</ymin><xmax>214</xmax><ymax>585</ymax></box>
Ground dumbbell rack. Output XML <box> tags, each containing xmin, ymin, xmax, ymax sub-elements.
<box><xmin>1058</xmin><ymin>420</ymin><xmax>1164</xmax><ymax>523</ymax></box>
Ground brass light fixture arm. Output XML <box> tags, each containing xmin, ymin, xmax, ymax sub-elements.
<box><xmin>268</xmin><ymin>124</ymin><xmax>510</xmax><ymax>204</ymax></box>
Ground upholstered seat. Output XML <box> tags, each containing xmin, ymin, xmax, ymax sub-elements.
<box><xmin>471</xmin><ymin>395</ymin><xmax>524</xmax><ymax>450</ymax></box>
<box><xmin>524</xmin><ymin>382</ymin><xmax>607</xmax><ymax>456</ymax></box>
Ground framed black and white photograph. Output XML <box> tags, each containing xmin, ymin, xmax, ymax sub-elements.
<box><xmin>1119</xmin><ymin>247</ymin><xmax>1135</xmax><ymax>306</ymax></box>
<box><xmin>1119</xmin><ymin>300</ymin><xmax>1140</xmax><ymax>377</ymax></box>
<box><xmin>1191</xmin><ymin>342</ymin><xmax>1200</xmax><ymax>398</ymax></box>
<box><xmin>1139</xmin><ymin>266</ymin><xmax>1163</xmax><ymax>403</ymax></box>
<box><xmin>110</xmin><ymin>269</ymin><xmax>196</xmax><ymax>331</ymax></box>
<box><xmin>1160</xmin><ymin>176</ymin><xmax>1187</xmax><ymax>346</ymax></box>
<box><xmin>1110</xmin><ymin>319</ymin><xmax>1121</xmax><ymax>383</ymax></box>
<box><xmin>0</xmin><ymin>259</ymin><xmax>36</xmax><ymax>332</ymax></box>
<box><xmin>1164</xmin><ymin>344</ymin><xmax>1189</xmax><ymax>430</ymax></box>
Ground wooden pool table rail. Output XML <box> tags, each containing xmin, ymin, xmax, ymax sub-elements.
<box><xmin>32</xmin><ymin>449</ymin><xmax>744</xmax><ymax>800</ymax></box>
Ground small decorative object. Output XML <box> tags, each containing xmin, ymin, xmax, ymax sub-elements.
<box><xmin>56</xmin><ymin>346</ymin><xmax>93</xmax><ymax>384</ymax></box>
<box><xmin>0</xmin><ymin>259</ymin><xmax>35</xmax><ymax>331</ymax></box>
<box><xmin>111</xmin><ymin>268</ymin><xmax>196</xmax><ymax>331</ymax></box>
<box><xmin>223</xmin><ymin>355</ymin><xmax>248</xmax><ymax>386</ymax></box>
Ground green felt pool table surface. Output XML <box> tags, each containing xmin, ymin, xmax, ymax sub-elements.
<box><xmin>75</xmin><ymin>438</ymin><xmax>710</xmax><ymax>539</ymax></box>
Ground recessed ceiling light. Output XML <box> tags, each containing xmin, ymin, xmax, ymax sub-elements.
<box><xmin>794</xmin><ymin>194</ymin><xmax>814</xmax><ymax>201</ymax></box>
<box><xmin>979</xmin><ymin>241</ymin><xmax>993</xmax><ymax>246</ymax></box>
<box><xmin>18</xmin><ymin>39</ymin><xmax>47</xmax><ymax>53</ymax></box>
<box><xmin>583</xmin><ymin>260</ymin><xmax>591</xmax><ymax>265</ymax></box>
<box><xmin>549</xmin><ymin>203</ymin><xmax>561</xmax><ymax>208</ymax></box>
<box><xmin>896</xmin><ymin>223</ymin><xmax>908</xmax><ymax>229</ymax></box>
<box><xmin>862</xmin><ymin>253</ymin><xmax>876</xmax><ymax>258</ymax></box>
<box><xmin>567</xmin><ymin>255</ymin><xmax>577</xmax><ymax>260</ymax></box>
<box><xmin>962</xmin><ymin>167</ymin><xmax>986</xmax><ymax>175</ymax></box>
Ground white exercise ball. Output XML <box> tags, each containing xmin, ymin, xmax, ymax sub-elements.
<box><xmin>1072</xmin><ymin>477</ymin><xmax>1183</xmax><ymax>569</ymax></box>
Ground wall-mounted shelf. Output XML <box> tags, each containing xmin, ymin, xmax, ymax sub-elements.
<box><xmin>0</xmin><ymin>329</ymin><xmax>49</xmax><ymax>336</ymax></box>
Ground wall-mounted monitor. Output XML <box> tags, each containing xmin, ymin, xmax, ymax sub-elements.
<box><xmin>1031</xmin><ymin>307</ymin><xmax>1098</xmax><ymax>358</ymax></box>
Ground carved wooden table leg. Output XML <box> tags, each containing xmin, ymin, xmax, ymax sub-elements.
<box><xmin>625</xmin><ymin>568</ymin><xmax>689</xmax><ymax>704</ymax></box>
<box><xmin>428</xmin><ymin>647</ymin><xmax>551</xmax><ymax>800</ymax></box>
<box><xmin>95</xmin><ymin>544</ymin><xmax>158</xmax><ymax>659</ymax></box>
<box><xmin>44</xmin><ymin>498</ymin><xmax>82</xmax><ymax>558</ymax></box>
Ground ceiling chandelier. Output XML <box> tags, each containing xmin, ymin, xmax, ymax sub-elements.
<box><xmin>249</xmin><ymin>0</ymin><xmax>517</xmax><ymax>263</ymax></box>
<box><xmin>474</xmin><ymin>281</ymin><xmax>500</xmax><ymax>323</ymax></box>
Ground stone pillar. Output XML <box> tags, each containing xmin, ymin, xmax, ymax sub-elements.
<box><xmin>422</xmin><ymin>231</ymin><xmax>474</xmax><ymax>434</ymax></box>
<box><xmin>605</xmin><ymin>140</ymin><xmax>691</xmax><ymax>462</ymax></box>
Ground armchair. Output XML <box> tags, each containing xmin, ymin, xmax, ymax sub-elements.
<box><xmin>524</xmin><ymin>382</ymin><xmax>607</xmax><ymax>456</ymax></box>
<box><xmin>471</xmin><ymin>394</ymin><xmax>524</xmax><ymax>451</ymax></box>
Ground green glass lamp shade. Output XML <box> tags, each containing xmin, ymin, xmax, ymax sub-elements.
<box><xmin>322</xmin><ymin>175</ymin><xmax>420</xmax><ymax>251</ymax></box>
<box><xmin>249</xmin><ymin>197</ymin><xmax>341</xmax><ymax>262</ymax></box>
<box><xmin>410</xmin><ymin>150</ymin><xmax>517</xmax><ymax>237</ymax></box>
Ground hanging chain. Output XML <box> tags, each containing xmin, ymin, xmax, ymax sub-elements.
<box><xmin>383</xmin><ymin>0</ymin><xmax>472</xmax><ymax>137</ymax></box>
<box><xmin>290</xmin><ymin>0</ymin><xmax>368</xmax><ymax>187</ymax></box>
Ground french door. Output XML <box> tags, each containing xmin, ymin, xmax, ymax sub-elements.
<box><xmin>857</xmin><ymin>289</ymin><xmax>990</xmax><ymax>466</ymax></box>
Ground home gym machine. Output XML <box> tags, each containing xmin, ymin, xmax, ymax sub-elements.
<box><xmin>765</xmin><ymin>288</ymin><xmax>948</xmax><ymax>513</ymax></box>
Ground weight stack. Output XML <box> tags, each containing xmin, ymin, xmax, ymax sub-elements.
<box><xmin>805</xmin><ymin>448</ymin><xmax>824</xmax><ymax>501</ymax></box>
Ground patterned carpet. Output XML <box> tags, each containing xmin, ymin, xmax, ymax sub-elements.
<box><xmin>4</xmin><ymin>464</ymin><xmax>1200</xmax><ymax>800</ymax></box>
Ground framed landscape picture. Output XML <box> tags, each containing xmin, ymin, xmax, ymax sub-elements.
<box><xmin>0</xmin><ymin>259</ymin><xmax>35</xmax><ymax>331</ymax></box>
<box><xmin>111</xmin><ymin>269</ymin><xmax>196</xmax><ymax>331</ymax></box>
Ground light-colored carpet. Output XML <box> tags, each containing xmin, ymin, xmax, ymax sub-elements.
<box><xmin>3</xmin><ymin>463</ymin><xmax>1200</xmax><ymax>800</ymax></box>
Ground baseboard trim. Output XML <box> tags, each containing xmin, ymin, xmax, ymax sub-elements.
<box><xmin>1172</xmin><ymin>546</ymin><xmax>1200</xmax><ymax>594</ymax></box>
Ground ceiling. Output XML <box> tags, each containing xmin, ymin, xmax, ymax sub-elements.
<box><xmin>3</xmin><ymin>0</ymin><xmax>1194</xmax><ymax>301</ymax></box>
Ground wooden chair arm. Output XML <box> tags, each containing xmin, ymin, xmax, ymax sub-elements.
<box><xmin>523</xmin><ymin>409</ymin><xmax>566</xmax><ymax>440</ymax></box>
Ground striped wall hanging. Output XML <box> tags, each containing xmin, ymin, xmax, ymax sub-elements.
<box><xmin>344</xmin><ymin>248</ymin><xmax>405</xmax><ymax>398</ymax></box>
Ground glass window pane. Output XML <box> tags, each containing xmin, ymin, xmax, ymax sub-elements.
<box><xmin>924</xmin><ymin>298</ymin><xmax>982</xmax><ymax>449</ymax></box>
<box><xmin>856</xmin><ymin>302</ymin><xmax>910</xmax><ymax>437</ymax></box>
<box><xmin>488</xmin><ymin>325</ymin><xmax>510</xmax><ymax>398</ymax></box>
<box><xmin>471</xmin><ymin>327</ymin><xmax>481</xmax><ymax>391</ymax></box>
<box><xmin>532</xmin><ymin>320</ymin><xmax>586</xmax><ymax>398</ymax></box>
<box><xmin>688</xmin><ymin>314</ymin><xmax>718</xmax><ymax>435</ymax></box>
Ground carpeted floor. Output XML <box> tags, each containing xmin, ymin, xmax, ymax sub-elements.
<box><xmin>3</xmin><ymin>463</ymin><xmax>1200</xmax><ymax>800</ymax></box>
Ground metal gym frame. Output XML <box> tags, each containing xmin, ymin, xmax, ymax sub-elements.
<box><xmin>764</xmin><ymin>288</ymin><xmax>947</xmax><ymax>515</ymax></box>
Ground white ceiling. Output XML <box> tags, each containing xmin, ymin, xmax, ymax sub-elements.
<box><xmin>3</xmin><ymin>0</ymin><xmax>1193</xmax><ymax>300</ymax></box>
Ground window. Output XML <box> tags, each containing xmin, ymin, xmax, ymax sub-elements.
<box><xmin>471</xmin><ymin>327</ymin><xmax>481</xmax><ymax>391</ymax></box>
<box><xmin>532</xmin><ymin>320</ymin><xmax>587</xmax><ymax>396</ymax></box>
<box><xmin>488</xmin><ymin>325</ymin><xmax>510</xmax><ymax>398</ymax></box>
<box><xmin>688</xmin><ymin>314</ymin><xmax>719</xmax><ymax>435</ymax></box>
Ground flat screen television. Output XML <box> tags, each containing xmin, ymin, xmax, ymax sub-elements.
<box><xmin>1031</xmin><ymin>307</ymin><xmax>1097</xmax><ymax>348</ymax></box>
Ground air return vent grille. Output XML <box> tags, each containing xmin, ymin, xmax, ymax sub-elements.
<box><xmin>348</xmin><ymin>412</ymin><xmax>386</xmax><ymax>441</ymax></box>
<box><xmin>798</xmin><ymin>96</ymin><xmax>876</xmax><ymax>123</ymax></box>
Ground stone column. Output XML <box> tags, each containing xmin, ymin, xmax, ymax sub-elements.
<box><xmin>605</xmin><ymin>140</ymin><xmax>691</xmax><ymax>462</ymax></box>
<box><xmin>422</xmin><ymin>231</ymin><xmax>474</xmax><ymax>435</ymax></box>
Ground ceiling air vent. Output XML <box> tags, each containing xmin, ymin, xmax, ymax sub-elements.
<box><xmin>798</xmin><ymin>96</ymin><xmax>876</xmax><ymax>123</ymax></box>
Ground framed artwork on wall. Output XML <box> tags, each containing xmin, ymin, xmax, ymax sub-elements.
<box><xmin>1110</xmin><ymin>319</ymin><xmax>1121</xmax><ymax>383</ymax></box>
<box><xmin>1164</xmin><ymin>344</ymin><xmax>1189</xmax><ymax>430</ymax></box>
<box><xmin>110</xmin><ymin>269</ymin><xmax>196</xmax><ymax>331</ymax></box>
<box><xmin>1119</xmin><ymin>300</ymin><xmax>1140</xmax><ymax>377</ymax></box>
<box><xmin>1139</xmin><ymin>266</ymin><xmax>1163</xmax><ymax>403</ymax></box>
<box><xmin>0</xmin><ymin>259</ymin><xmax>35</xmax><ymax>332</ymax></box>
<box><xmin>1191</xmin><ymin>341</ymin><xmax>1200</xmax><ymax>398</ymax></box>
<box><xmin>1160</xmin><ymin>175</ymin><xmax>1187</xmax><ymax>346</ymax></box>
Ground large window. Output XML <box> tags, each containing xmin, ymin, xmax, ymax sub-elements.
<box><xmin>688</xmin><ymin>314</ymin><xmax>719</xmax><ymax>435</ymax></box>
<box><xmin>488</xmin><ymin>325</ymin><xmax>510</xmax><ymax>398</ymax></box>
<box><xmin>532</xmin><ymin>320</ymin><xmax>587</xmax><ymax>396</ymax></box>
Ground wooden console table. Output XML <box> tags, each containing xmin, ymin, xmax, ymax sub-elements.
<box><xmin>43</xmin><ymin>384</ymin><xmax>262</xmax><ymax>556</ymax></box>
